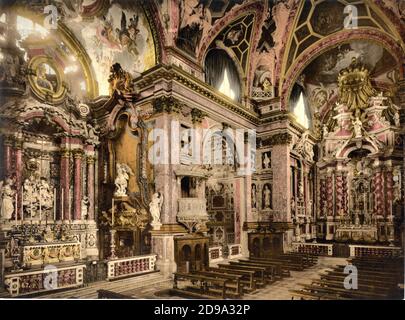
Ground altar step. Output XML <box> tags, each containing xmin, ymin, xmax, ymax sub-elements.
<box><xmin>38</xmin><ymin>271</ymin><xmax>169</xmax><ymax>299</ymax></box>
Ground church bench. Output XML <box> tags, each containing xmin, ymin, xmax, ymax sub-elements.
<box><xmin>297</xmin><ymin>283</ymin><xmax>389</xmax><ymax>300</ymax></box>
<box><xmin>309</xmin><ymin>278</ymin><xmax>396</xmax><ymax>296</ymax></box>
<box><xmin>248</xmin><ymin>256</ymin><xmax>304</xmax><ymax>271</ymax></box>
<box><xmin>206</xmin><ymin>267</ymin><xmax>259</xmax><ymax>290</ymax></box>
<box><xmin>228</xmin><ymin>260</ymin><xmax>276</xmax><ymax>281</ymax></box>
<box><xmin>192</xmin><ymin>271</ymin><xmax>244</xmax><ymax>296</ymax></box>
<box><xmin>290</xmin><ymin>289</ymin><xmax>348</xmax><ymax>300</ymax></box>
<box><xmin>218</xmin><ymin>264</ymin><xmax>266</xmax><ymax>283</ymax></box>
<box><xmin>173</xmin><ymin>272</ymin><xmax>239</xmax><ymax>299</ymax></box>
<box><xmin>281</xmin><ymin>252</ymin><xmax>318</xmax><ymax>266</ymax></box>
<box><xmin>325</xmin><ymin>269</ymin><xmax>400</xmax><ymax>284</ymax></box>
<box><xmin>334</xmin><ymin>265</ymin><xmax>403</xmax><ymax>279</ymax></box>
<box><xmin>320</xmin><ymin>273</ymin><xmax>398</xmax><ymax>287</ymax></box>
<box><xmin>236</xmin><ymin>259</ymin><xmax>289</xmax><ymax>279</ymax></box>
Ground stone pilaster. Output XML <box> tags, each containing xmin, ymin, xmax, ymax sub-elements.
<box><xmin>60</xmin><ymin>148</ymin><xmax>70</xmax><ymax>221</ymax></box>
<box><xmin>86</xmin><ymin>155</ymin><xmax>95</xmax><ymax>221</ymax></box>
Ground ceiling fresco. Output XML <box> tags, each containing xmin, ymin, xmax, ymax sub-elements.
<box><xmin>62</xmin><ymin>1</ymin><xmax>156</xmax><ymax>95</ymax></box>
<box><xmin>304</xmin><ymin>40</ymin><xmax>397</xmax><ymax>85</ymax></box>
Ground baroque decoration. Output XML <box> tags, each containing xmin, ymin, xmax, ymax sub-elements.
<box><xmin>0</xmin><ymin>0</ymin><xmax>403</xmax><ymax>300</ymax></box>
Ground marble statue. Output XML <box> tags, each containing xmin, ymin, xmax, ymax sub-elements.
<box><xmin>263</xmin><ymin>184</ymin><xmax>271</xmax><ymax>209</ymax></box>
<box><xmin>394</xmin><ymin>112</ymin><xmax>400</xmax><ymax>127</ymax></box>
<box><xmin>81</xmin><ymin>196</ymin><xmax>89</xmax><ymax>219</ymax></box>
<box><xmin>262</xmin><ymin>153</ymin><xmax>271</xmax><ymax>169</ymax></box>
<box><xmin>149</xmin><ymin>192</ymin><xmax>163</xmax><ymax>224</ymax></box>
<box><xmin>323</xmin><ymin>125</ymin><xmax>329</xmax><ymax>138</ymax></box>
<box><xmin>114</xmin><ymin>163</ymin><xmax>133</xmax><ymax>197</ymax></box>
<box><xmin>0</xmin><ymin>179</ymin><xmax>15</xmax><ymax>220</ymax></box>
<box><xmin>353</xmin><ymin>117</ymin><xmax>362</xmax><ymax>138</ymax></box>
<box><xmin>251</xmin><ymin>184</ymin><xmax>257</xmax><ymax>209</ymax></box>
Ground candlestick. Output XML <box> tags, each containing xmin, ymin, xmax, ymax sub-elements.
<box><xmin>61</xmin><ymin>188</ymin><xmax>64</xmax><ymax>221</ymax></box>
<box><xmin>39</xmin><ymin>189</ymin><xmax>42</xmax><ymax>221</ymax></box>
<box><xmin>21</xmin><ymin>189</ymin><xmax>23</xmax><ymax>225</ymax></box>
<box><xmin>112</xmin><ymin>198</ymin><xmax>114</xmax><ymax>226</ymax></box>
<box><xmin>53</xmin><ymin>188</ymin><xmax>56</xmax><ymax>221</ymax></box>
<box><xmin>15</xmin><ymin>193</ymin><xmax>17</xmax><ymax>226</ymax></box>
<box><xmin>30</xmin><ymin>200</ymin><xmax>33</xmax><ymax>220</ymax></box>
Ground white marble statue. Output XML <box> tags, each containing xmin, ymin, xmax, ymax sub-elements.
<box><xmin>81</xmin><ymin>196</ymin><xmax>89</xmax><ymax>219</ymax></box>
<box><xmin>114</xmin><ymin>163</ymin><xmax>133</xmax><ymax>197</ymax></box>
<box><xmin>353</xmin><ymin>117</ymin><xmax>363</xmax><ymax>138</ymax></box>
<box><xmin>0</xmin><ymin>179</ymin><xmax>15</xmax><ymax>220</ymax></box>
<box><xmin>251</xmin><ymin>184</ymin><xmax>257</xmax><ymax>209</ymax></box>
<box><xmin>149</xmin><ymin>192</ymin><xmax>163</xmax><ymax>224</ymax></box>
<box><xmin>394</xmin><ymin>112</ymin><xmax>400</xmax><ymax>127</ymax></box>
<box><xmin>38</xmin><ymin>177</ymin><xmax>53</xmax><ymax>209</ymax></box>
<box><xmin>263</xmin><ymin>184</ymin><xmax>271</xmax><ymax>209</ymax></box>
<box><xmin>262</xmin><ymin>153</ymin><xmax>271</xmax><ymax>169</ymax></box>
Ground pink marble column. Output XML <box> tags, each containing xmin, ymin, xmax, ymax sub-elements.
<box><xmin>234</xmin><ymin>179</ymin><xmax>241</xmax><ymax>244</ymax></box>
<box><xmin>3</xmin><ymin>136</ymin><xmax>12</xmax><ymax>177</ymax></box>
<box><xmin>73</xmin><ymin>150</ymin><xmax>83</xmax><ymax>220</ymax></box>
<box><xmin>60</xmin><ymin>149</ymin><xmax>70</xmax><ymax>221</ymax></box>
<box><xmin>87</xmin><ymin>154</ymin><xmax>95</xmax><ymax>220</ymax></box>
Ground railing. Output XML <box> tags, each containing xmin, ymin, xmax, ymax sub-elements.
<box><xmin>349</xmin><ymin>245</ymin><xmax>403</xmax><ymax>258</ymax></box>
<box><xmin>228</xmin><ymin>244</ymin><xmax>242</xmax><ymax>259</ymax></box>
<box><xmin>292</xmin><ymin>242</ymin><xmax>333</xmax><ymax>256</ymax></box>
<box><xmin>4</xmin><ymin>264</ymin><xmax>85</xmax><ymax>297</ymax></box>
<box><xmin>208</xmin><ymin>246</ymin><xmax>223</xmax><ymax>262</ymax></box>
<box><xmin>22</xmin><ymin>241</ymin><xmax>81</xmax><ymax>267</ymax></box>
<box><xmin>106</xmin><ymin>254</ymin><xmax>157</xmax><ymax>280</ymax></box>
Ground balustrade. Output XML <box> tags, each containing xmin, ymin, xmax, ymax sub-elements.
<box><xmin>292</xmin><ymin>242</ymin><xmax>333</xmax><ymax>256</ymax></box>
<box><xmin>4</xmin><ymin>264</ymin><xmax>85</xmax><ymax>296</ymax></box>
<box><xmin>228</xmin><ymin>244</ymin><xmax>242</xmax><ymax>259</ymax></box>
<box><xmin>208</xmin><ymin>246</ymin><xmax>223</xmax><ymax>262</ymax></box>
<box><xmin>106</xmin><ymin>254</ymin><xmax>157</xmax><ymax>280</ymax></box>
<box><xmin>349</xmin><ymin>245</ymin><xmax>402</xmax><ymax>258</ymax></box>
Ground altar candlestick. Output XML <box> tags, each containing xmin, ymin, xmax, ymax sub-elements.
<box><xmin>112</xmin><ymin>198</ymin><xmax>114</xmax><ymax>226</ymax></box>
<box><xmin>61</xmin><ymin>188</ymin><xmax>64</xmax><ymax>222</ymax></box>
<box><xmin>15</xmin><ymin>193</ymin><xmax>17</xmax><ymax>226</ymax></box>
<box><xmin>53</xmin><ymin>188</ymin><xmax>56</xmax><ymax>221</ymax></box>
<box><xmin>39</xmin><ymin>189</ymin><xmax>42</xmax><ymax>221</ymax></box>
<box><xmin>30</xmin><ymin>200</ymin><xmax>33</xmax><ymax>220</ymax></box>
<box><xmin>21</xmin><ymin>189</ymin><xmax>24</xmax><ymax>225</ymax></box>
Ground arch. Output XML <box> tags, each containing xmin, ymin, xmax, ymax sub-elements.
<box><xmin>181</xmin><ymin>245</ymin><xmax>192</xmax><ymax>261</ymax></box>
<box><xmin>280</xmin><ymin>29</ymin><xmax>405</xmax><ymax>110</ymax></box>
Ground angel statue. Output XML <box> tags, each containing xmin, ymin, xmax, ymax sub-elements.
<box><xmin>0</xmin><ymin>178</ymin><xmax>15</xmax><ymax>220</ymax></box>
<box><xmin>149</xmin><ymin>192</ymin><xmax>163</xmax><ymax>225</ymax></box>
<box><xmin>114</xmin><ymin>163</ymin><xmax>133</xmax><ymax>197</ymax></box>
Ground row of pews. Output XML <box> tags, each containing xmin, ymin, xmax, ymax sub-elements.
<box><xmin>291</xmin><ymin>256</ymin><xmax>404</xmax><ymax>300</ymax></box>
<box><xmin>172</xmin><ymin>252</ymin><xmax>318</xmax><ymax>299</ymax></box>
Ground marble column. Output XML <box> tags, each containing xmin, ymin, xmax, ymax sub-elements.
<box><xmin>73</xmin><ymin>149</ymin><xmax>83</xmax><ymax>221</ymax></box>
<box><xmin>87</xmin><ymin>155</ymin><xmax>95</xmax><ymax>220</ymax></box>
<box><xmin>60</xmin><ymin>148</ymin><xmax>70</xmax><ymax>221</ymax></box>
<box><xmin>3</xmin><ymin>136</ymin><xmax>12</xmax><ymax>177</ymax></box>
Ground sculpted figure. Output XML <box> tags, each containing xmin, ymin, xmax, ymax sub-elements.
<box><xmin>114</xmin><ymin>163</ymin><xmax>133</xmax><ymax>197</ymax></box>
<box><xmin>0</xmin><ymin>178</ymin><xmax>15</xmax><ymax>220</ymax></box>
<box><xmin>353</xmin><ymin>117</ymin><xmax>363</xmax><ymax>138</ymax></box>
<box><xmin>149</xmin><ymin>192</ymin><xmax>163</xmax><ymax>224</ymax></box>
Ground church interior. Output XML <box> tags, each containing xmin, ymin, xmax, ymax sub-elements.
<box><xmin>0</xmin><ymin>0</ymin><xmax>404</xmax><ymax>300</ymax></box>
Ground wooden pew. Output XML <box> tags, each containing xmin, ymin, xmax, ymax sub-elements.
<box><xmin>297</xmin><ymin>283</ymin><xmax>389</xmax><ymax>300</ymax></box>
<box><xmin>217</xmin><ymin>264</ymin><xmax>267</xmax><ymax>286</ymax></box>
<box><xmin>244</xmin><ymin>258</ymin><xmax>291</xmax><ymax>277</ymax></box>
<box><xmin>228</xmin><ymin>260</ymin><xmax>276</xmax><ymax>282</ymax></box>
<box><xmin>206</xmin><ymin>267</ymin><xmax>258</xmax><ymax>290</ymax></box>
<box><xmin>249</xmin><ymin>256</ymin><xmax>304</xmax><ymax>271</ymax></box>
<box><xmin>173</xmin><ymin>272</ymin><xmax>240</xmax><ymax>299</ymax></box>
<box><xmin>192</xmin><ymin>270</ymin><xmax>244</xmax><ymax>295</ymax></box>
<box><xmin>236</xmin><ymin>259</ymin><xmax>289</xmax><ymax>279</ymax></box>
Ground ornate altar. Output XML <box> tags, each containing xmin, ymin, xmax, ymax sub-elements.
<box><xmin>316</xmin><ymin>58</ymin><xmax>402</xmax><ymax>245</ymax></box>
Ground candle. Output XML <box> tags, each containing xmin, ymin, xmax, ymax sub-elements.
<box><xmin>21</xmin><ymin>189</ymin><xmax>23</xmax><ymax>225</ymax></box>
<box><xmin>30</xmin><ymin>200</ymin><xmax>33</xmax><ymax>219</ymax></box>
<box><xmin>112</xmin><ymin>198</ymin><xmax>114</xmax><ymax>226</ymax></box>
<box><xmin>15</xmin><ymin>193</ymin><xmax>17</xmax><ymax>226</ymax></box>
<box><xmin>53</xmin><ymin>188</ymin><xmax>56</xmax><ymax>221</ymax></box>
<box><xmin>39</xmin><ymin>189</ymin><xmax>42</xmax><ymax>221</ymax></box>
<box><xmin>61</xmin><ymin>188</ymin><xmax>64</xmax><ymax>221</ymax></box>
